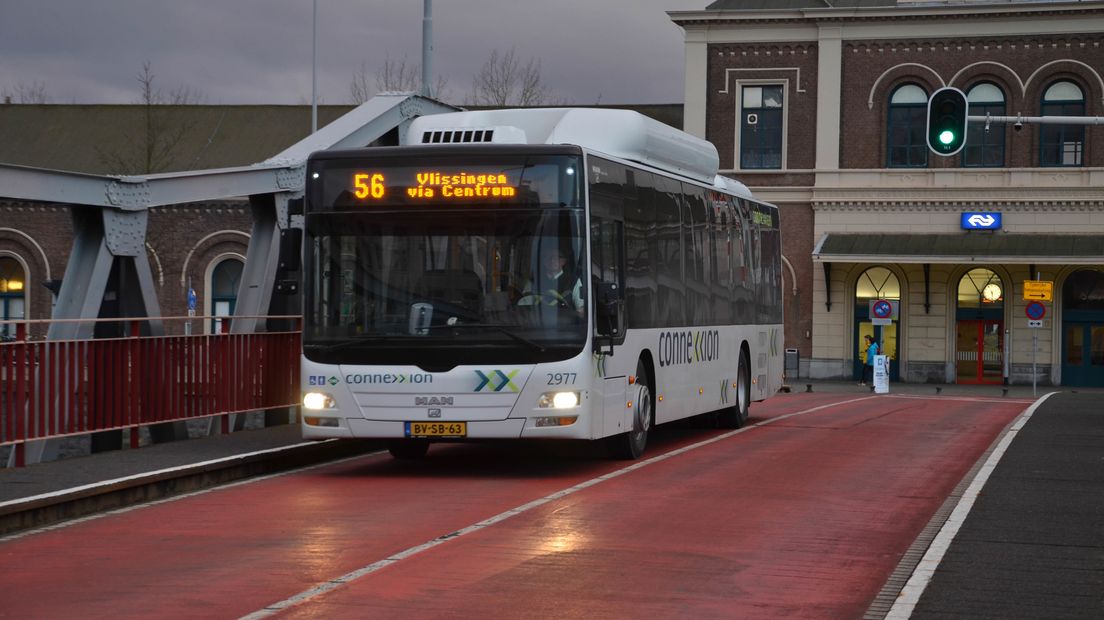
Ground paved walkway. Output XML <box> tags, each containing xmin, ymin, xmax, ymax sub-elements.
<box><xmin>1</xmin><ymin>380</ymin><xmax>1101</xmax><ymax>618</ymax></box>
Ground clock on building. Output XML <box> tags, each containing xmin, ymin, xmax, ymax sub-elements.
<box><xmin>982</xmin><ymin>283</ymin><xmax>1002</xmax><ymax>302</ymax></box>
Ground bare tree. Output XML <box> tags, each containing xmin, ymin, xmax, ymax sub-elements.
<box><xmin>468</xmin><ymin>47</ymin><xmax>561</xmax><ymax>107</ymax></box>
<box><xmin>99</xmin><ymin>61</ymin><xmax>206</xmax><ymax>174</ymax></box>
<box><xmin>376</xmin><ymin>55</ymin><xmax>420</xmax><ymax>93</ymax></box>
<box><xmin>1</xmin><ymin>81</ymin><xmax>50</xmax><ymax>103</ymax></box>
<box><xmin>350</xmin><ymin>61</ymin><xmax>374</xmax><ymax>105</ymax></box>
<box><xmin>351</xmin><ymin>55</ymin><xmax>450</xmax><ymax>104</ymax></box>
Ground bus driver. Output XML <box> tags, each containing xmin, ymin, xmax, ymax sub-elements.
<box><xmin>517</xmin><ymin>247</ymin><xmax>584</xmax><ymax>316</ymax></box>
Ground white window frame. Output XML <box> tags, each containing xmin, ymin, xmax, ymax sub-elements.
<box><xmin>734</xmin><ymin>78</ymin><xmax>790</xmax><ymax>173</ymax></box>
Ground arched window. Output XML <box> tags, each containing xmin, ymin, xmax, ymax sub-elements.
<box><xmin>1040</xmin><ymin>80</ymin><xmax>1085</xmax><ymax>166</ymax></box>
<box><xmin>1063</xmin><ymin>269</ymin><xmax>1104</xmax><ymax>312</ymax></box>
<box><xmin>211</xmin><ymin>258</ymin><xmax>243</xmax><ymax>334</ymax></box>
<box><xmin>0</xmin><ymin>257</ymin><xmax>27</xmax><ymax>340</ymax></box>
<box><xmin>957</xmin><ymin>268</ymin><xmax>1004</xmax><ymax>310</ymax></box>
<box><xmin>887</xmin><ymin>84</ymin><xmax>929</xmax><ymax>168</ymax></box>
<box><xmin>963</xmin><ymin>83</ymin><xmax>1006</xmax><ymax>167</ymax></box>
<box><xmin>856</xmin><ymin>266</ymin><xmax>901</xmax><ymax>301</ymax></box>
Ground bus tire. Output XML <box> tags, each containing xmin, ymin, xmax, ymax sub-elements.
<box><xmin>717</xmin><ymin>348</ymin><xmax>751</xmax><ymax>429</ymax></box>
<box><xmin>608</xmin><ymin>360</ymin><xmax>652</xmax><ymax>459</ymax></box>
<box><xmin>388</xmin><ymin>439</ymin><xmax>430</xmax><ymax>460</ymax></box>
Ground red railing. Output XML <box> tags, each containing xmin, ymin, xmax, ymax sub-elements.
<box><xmin>0</xmin><ymin>316</ymin><xmax>301</xmax><ymax>466</ymax></box>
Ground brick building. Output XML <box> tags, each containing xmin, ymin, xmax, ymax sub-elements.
<box><xmin>672</xmin><ymin>0</ymin><xmax>1104</xmax><ymax>386</ymax></box>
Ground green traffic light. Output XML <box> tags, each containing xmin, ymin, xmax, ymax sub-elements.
<box><xmin>938</xmin><ymin>130</ymin><xmax>955</xmax><ymax>145</ymax></box>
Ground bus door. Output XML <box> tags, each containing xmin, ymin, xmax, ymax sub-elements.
<box><xmin>591</xmin><ymin>216</ymin><xmax>628</xmax><ymax>435</ymax></box>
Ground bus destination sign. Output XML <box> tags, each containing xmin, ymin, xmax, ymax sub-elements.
<box><xmin>353</xmin><ymin>171</ymin><xmax>519</xmax><ymax>201</ymax></box>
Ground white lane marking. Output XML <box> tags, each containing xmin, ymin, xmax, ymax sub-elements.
<box><xmin>0</xmin><ymin>447</ymin><xmax>386</xmax><ymax>543</ymax></box>
<box><xmin>0</xmin><ymin>440</ymin><xmax>334</xmax><ymax>511</ymax></box>
<box><xmin>883</xmin><ymin>394</ymin><xmax>1035</xmax><ymax>404</ymax></box>
<box><xmin>241</xmin><ymin>396</ymin><xmax>879</xmax><ymax>620</ymax></box>
<box><xmin>885</xmin><ymin>391</ymin><xmax>1058</xmax><ymax>619</ymax></box>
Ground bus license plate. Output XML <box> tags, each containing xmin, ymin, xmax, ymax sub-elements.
<box><xmin>405</xmin><ymin>421</ymin><xmax>467</xmax><ymax>438</ymax></box>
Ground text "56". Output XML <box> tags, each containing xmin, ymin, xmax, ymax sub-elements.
<box><xmin>354</xmin><ymin>173</ymin><xmax>385</xmax><ymax>199</ymax></box>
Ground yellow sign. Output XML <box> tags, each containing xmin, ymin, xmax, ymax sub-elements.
<box><xmin>1023</xmin><ymin>280</ymin><xmax>1053</xmax><ymax>301</ymax></box>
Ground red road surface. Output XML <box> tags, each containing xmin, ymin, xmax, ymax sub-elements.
<box><xmin>0</xmin><ymin>392</ymin><xmax>1029</xmax><ymax>619</ymax></box>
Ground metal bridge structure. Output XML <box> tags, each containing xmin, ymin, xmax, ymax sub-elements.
<box><xmin>0</xmin><ymin>94</ymin><xmax>460</xmax><ymax>464</ymax></box>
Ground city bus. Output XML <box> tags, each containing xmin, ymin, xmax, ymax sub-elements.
<box><xmin>300</xmin><ymin>108</ymin><xmax>783</xmax><ymax>459</ymax></box>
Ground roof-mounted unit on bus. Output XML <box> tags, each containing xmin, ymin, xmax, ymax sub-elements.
<box><xmin>714</xmin><ymin>175</ymin><xmax>753</xmax><ymax>200</ymax></box>
<box><xmin>405</xmin><ymin>108</ymin><xmax>720</xmax><ymax>184</ymax></box>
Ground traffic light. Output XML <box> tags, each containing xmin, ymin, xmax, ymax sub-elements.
<box><xmin>926</xmin><ymin>87</ymin><xmax>968</xmax><ymax>156</ymax></box>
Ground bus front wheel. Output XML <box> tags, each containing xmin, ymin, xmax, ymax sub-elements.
<box><xmin>608</xmin><ymin>361</ymin><xmax>652</xmax><ymax>459</ymax></box>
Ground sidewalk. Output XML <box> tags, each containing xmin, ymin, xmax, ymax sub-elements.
<box><xmin>907</xmin><ymin>390</ymin><xmax>1104</xmax><ymax>619</ymax></box>
<box><xmin>0</xmin><ymin>423</ymin><xmax>382</xmax><ymax>536</ymax></box>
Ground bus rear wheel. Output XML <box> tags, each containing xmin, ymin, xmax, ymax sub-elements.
<box><xmin>388</xmin><ymin>439</ymin><xmax>430</xmax><ymax>460</ymax></box>
<box><xmin>608</xmin><ymin>361</ymin><xmax>652</xmax><ymax>459</ymax></box>
<box><xmin>717</xmin><ymin>348</ymin><xmax>750</xmax><ymax>429</ymax></box>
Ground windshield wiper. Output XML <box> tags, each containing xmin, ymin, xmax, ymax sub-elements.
<box><xmin>304</xmin><ymin>334</ymin><xmax>385</xmax><ymax>352</ymax></box>
<box><xmin>427</xmin><ymin>322</ymin><xmax>546</xmax><ymax>353</ymax></box>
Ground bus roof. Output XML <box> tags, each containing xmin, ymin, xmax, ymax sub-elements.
<box><xmin>405</xmin><ymin>108</ymin><xmax>721</xmax><ymax>185</ymax></box>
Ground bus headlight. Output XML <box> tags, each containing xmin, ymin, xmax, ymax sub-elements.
<box><xmin>303</xmin><ymin>391</ymin><xmax>336</xmax><ymax>410</ymax></box>
<box><xmin>539</xmin><ymin>391</ymin><xmax>580</xmax><ymax>409</ymax></box>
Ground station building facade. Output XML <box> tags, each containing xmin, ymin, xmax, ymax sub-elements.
<box><xmin>672</xmin><ymin>0</ymin><xmax>1104</xmax><ymax>386</ymax></box>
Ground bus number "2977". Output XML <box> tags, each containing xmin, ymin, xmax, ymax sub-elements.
<box><xmin>547</xmin><ymin>373</ymin><xmax>577</xmax><ymax>385</ymax></box>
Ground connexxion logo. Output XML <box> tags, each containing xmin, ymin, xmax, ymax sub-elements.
<box><xmin>474</xmin><ymin>370</ymin><xmax>520</xmax><ymax>392</ymax></box>
<box><xmin>344</xmin><ymin>373</ymin><xmax>433</xmax><ymax>385</ymax></box>
<box><xmin>658</xmin><ymin>329</ymin><xmax>721</xmax><ymax>368</ymax></box>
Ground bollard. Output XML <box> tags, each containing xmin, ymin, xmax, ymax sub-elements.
<box><xmin>1002</xmin><ymin>388</ymin><xmax>1009</xmax><ymax>397</ymax></box>
<box><xmin>935</xmin><ymin>387</ymin><xmax>942</xmax><ymax>395</ymax></box>
<box><xmin>806</xmin><ymin>384</ymin><xmax>813</xmax><ymax>393</ymax></box>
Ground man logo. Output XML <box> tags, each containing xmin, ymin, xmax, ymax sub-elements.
<box><xmin>415</xmin><ymin>396</ymin><xmax>454</xmax><ymax>406</ymax></box>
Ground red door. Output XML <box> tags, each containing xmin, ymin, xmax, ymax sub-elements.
<box><xmin>956</xmin><ymin>319</ymin><xmax>1004</xmax><ymax>384</ymax></box>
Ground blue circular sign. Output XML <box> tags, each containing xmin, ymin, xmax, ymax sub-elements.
<box><xmin>872</xmin><ymin>299</ymin><xmax>893</xmax><ymax>319</ymax></box>
<box><xmin>1025</xmin><ymin>301</ymin><xmax>1046</xmax><ymax>320</ymax></box>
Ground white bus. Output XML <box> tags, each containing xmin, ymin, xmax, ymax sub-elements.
<box><xmin>301</xmin><ymin>108</ymin><xmax>783</xmax><ymax>459</ymax></box>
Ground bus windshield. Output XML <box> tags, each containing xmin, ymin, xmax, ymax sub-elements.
<box><xmin>304</xmin><ymin>207</ymin><xmax>587</xmax><ymax>368</ymax></box>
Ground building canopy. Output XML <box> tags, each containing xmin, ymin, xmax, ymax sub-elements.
<box><xmin>813</xmin><ymin>233</ymin><xmax>1104</xmax><ymax>264</ymax></box>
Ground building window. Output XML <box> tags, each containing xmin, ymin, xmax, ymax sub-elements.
<box><xmin>957</xmin><ymin>268</ymin><xmax>1004</xmax><ymax>309</ymax></box>
<box><xmin>0</xmin><ymin>257</ymin><xmax>27</xmax><ymax>340</ymax></box>
<box><xmin>887</xmin><ymin>84</ymin><xmax>929</xmax><ymax>168</ymax></box>
<box><xmin>1040</xmin><ymin>81</ymin><xmax>1085</xmax><ymax>167</ymax></box>
<box><xmin>740</xmin><ymin>85</ymin><xmax>783</xmax><ymax>169</ymax></box>
<box><xmin>856</xmin><ymin>266</ymin><xmax>901</xmax><ymax>302</ymax></box>
<box><xmin>963</xmin><ymin>83</ymin><xmax>1006</xmax><ymax>167</ymax></box>
<box><xmin>211</xmin><ymin>258</ymin><xmax>243</xmax><ymax>334</ymax></box>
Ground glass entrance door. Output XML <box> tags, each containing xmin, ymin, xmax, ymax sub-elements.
<box><xmin>854</xmin><ymin>320</ymin><xmax>899</xmax><ymax>382</ymax></box>
<box><xmin>956</xmin><ymin>319</ymin><xmax>1003</xmax><ymax>384</ymax></box>
<box><xmin>1062</xmin><ymin>322</ymin><xmax>1104</xmax><ymax>387</ymax></box>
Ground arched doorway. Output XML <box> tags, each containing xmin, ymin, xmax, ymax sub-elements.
<box><xmin>955</xmin><ymin>268</ymin><xmax>1005</xmax><ymax>384</ymax></box>
<box><xmin>210</xmin><ymin>258</ymin><xmax>243</xmax><ymax>334</ymax></box>
<box><xmin>854</xmin><ymin>266</ymin><xmax>900</xmax><ymax>381</ymax></box>
<box><xmin>0</xmin><ymin>257</ymin><xmax>26</xmax><ymax>340</ymax></box>
<box><xmin>1061</xmin><ymin>269</ymin><xmax>1104</xmax><ymax>386</ymax></box>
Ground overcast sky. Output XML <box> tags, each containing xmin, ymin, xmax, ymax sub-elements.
<box><xmin>0</xmin><ymin>0</ymin><xmax>708</xmax><ymax>106</ymax></box>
